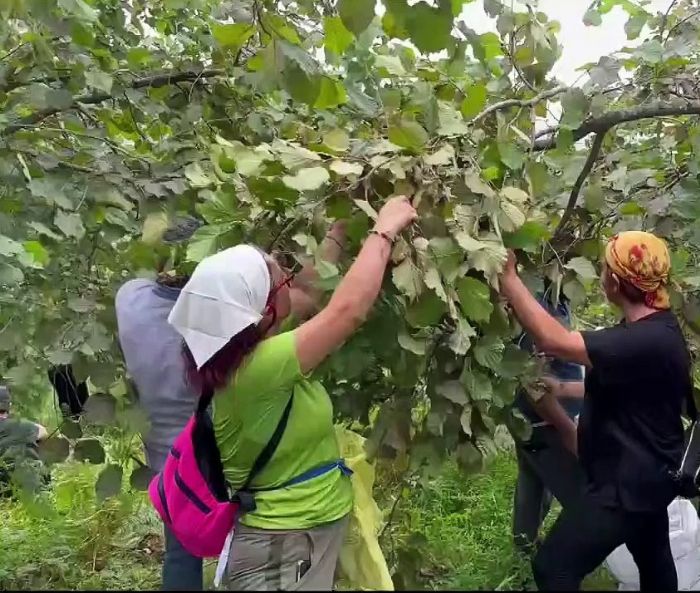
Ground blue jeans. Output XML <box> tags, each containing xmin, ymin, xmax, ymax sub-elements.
<box><xmin>162</xmin><ymin>525</ymin><xmax>203</xmax><ymax>591</ymax></box>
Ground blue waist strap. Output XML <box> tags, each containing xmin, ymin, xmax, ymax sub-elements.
<box><xmin>281</xmin><ymin>459</ymin><xmax>353</xmax><ymax>488</ymax></box>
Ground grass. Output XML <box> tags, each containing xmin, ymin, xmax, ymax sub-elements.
<box><xmin>380</xmin><ymin>454</ymin><xmax>616</xmax><ymax>590</ymax></box>
<box><xmin>0</xmin><ymin>453</ymin><xmax>617</xmax><ymax>590</ymax></box>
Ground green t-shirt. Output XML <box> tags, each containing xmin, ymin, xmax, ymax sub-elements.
<box><xmin>213</xmin><ymin>330</ymin><xmax>353</xmax><ymax>529</ymax></box>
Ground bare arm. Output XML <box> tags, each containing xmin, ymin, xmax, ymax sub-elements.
<box><xmin>296</xmin><ymin>197</ymin><xmax>417</xmax><ymax>374</ymax></box>
<box><xmin>530</xmin><ymin>392</ymin><xmax>578</xmax><ymax>456</ymax></box>
<box><xmin>289</xmin><ymin>221</ymin><xmax>346</xmax><ymax>322</ymax></box>
<box><xmin>34</xmin><ymin>423</ymin><xmax>48</xmax><ymax>442</ymax></box>
<box><xmin>500</xmin><ymin>254</ymin><xmax>591</xmax><ymax>366</ymax></box>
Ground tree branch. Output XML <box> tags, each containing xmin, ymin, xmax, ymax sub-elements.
<box><xmin>470</xmin><ymin>85</ymin><xmax>568</xmax><ymax>124</ymax></box>
<box><xmin>1</xmin><ymin>68</ymin><xmax>225</xmax><ymax>136</ymax></box>
<box><xmin>553</xmin><ymin>132</ymin><xmax>605</xmax><ymax>240</ymax></box>
<box><xmin>533</xmin><ymin>101</ymin><xmax>700</xmax><ymax>150</ymax></box>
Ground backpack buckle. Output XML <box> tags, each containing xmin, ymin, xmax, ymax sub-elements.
<box><xmin>236</xmin><ymin>490</ymin><xmax>257</xmax><ymax>513</ymax></box>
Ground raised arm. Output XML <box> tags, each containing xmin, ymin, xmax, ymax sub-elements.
<box><xmin>499</xmin><ymin>252</ymin><xmax>591</xmax><ymax>366</ymax></box>
<box><xmin>288</xmin><ymin>221</ymin><xmax>346</xmax><ymax>322</ymax></box>
<box><xmin>295</xmin><ymin>196</ymin><xmax>417</xmax><ymax>374</ymax></box>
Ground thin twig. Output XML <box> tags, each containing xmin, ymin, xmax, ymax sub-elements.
<box><xmin>2</xmin><ymin>69</ymin><xmax>225</xmax><ymax>136</ymax></box>
<box><xmin>553</xmin><ymin>132</ymin><xmax>605</xmax><ymax>239</ymax></box>
<box><xmin>470</xmin><ymin>85</ymin><xmax>568</xmax><ymax>124</ymax></box>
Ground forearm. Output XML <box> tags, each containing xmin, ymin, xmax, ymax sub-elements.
<box><xmin>531</xmin><ymin>392</ymin><xmax>578</xmax><ymax>454</ymax></box>
<box><xmin>555</xmin><ymin>380</ymin><xmax>585</xmax><ymax>400</ymax></box>
<box><xmin>327</xmin><ymin>234</ymin><xmax>391</xmax><ymax>321</ymax></box>
<box><xmin>502</xmin><ymin>274</ymin><xmax>589</xmax><ymax>365</ymax></box>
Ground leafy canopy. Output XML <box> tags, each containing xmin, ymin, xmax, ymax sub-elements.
<box><xmin>1</xmin><ymin>0</ymin><xmax>699</xmax><ymax>495</ymax></box>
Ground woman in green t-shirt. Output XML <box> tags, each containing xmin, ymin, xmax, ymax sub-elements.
<box><xmin>168</xmin><ymin>196</ymin><xmax>417</xmax><ymax>590</ymax></box>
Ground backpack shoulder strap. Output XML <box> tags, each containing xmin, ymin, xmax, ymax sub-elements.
<box><xmin>241</xmin><ymin>394</ymin><xmax>294</xmax><ymax>491</ymax></box>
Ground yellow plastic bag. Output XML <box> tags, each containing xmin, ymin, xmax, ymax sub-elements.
<box><xmin>334</xmin><ymin>426</ymin><xmax>394</xmax><ymax>591</ymax></box>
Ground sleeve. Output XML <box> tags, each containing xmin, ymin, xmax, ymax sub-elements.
<box><xmin>581</xmin><ymin>324</ymin><xmax>653</xmax><ymax>376</ymax></box>
<box><xmin>233</xmin><ymin>330</ymin><xmax>302</xmax><ymax>396</ymax></box>
<box><xmin>8</xmin><ymin>419</ymin><xmax>40</xmax><ymax>445</ymax></box>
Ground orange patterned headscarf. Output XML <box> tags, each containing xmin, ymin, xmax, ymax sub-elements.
<box><xmin>604</xmin><ymin>231</ymin><xmax>670</xmax><ymax>309</ymax></box>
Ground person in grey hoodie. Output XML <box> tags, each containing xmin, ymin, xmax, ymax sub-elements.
<box><xmin>115</xmin><ymin>218</ymin><xmax>203</xmax><ymax>591</ymax></box>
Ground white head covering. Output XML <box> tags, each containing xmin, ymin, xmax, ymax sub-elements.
<box><xmin>168</xmin><ymin>244</ymin><xmax>271</xmax><ymax>369</ymax></box>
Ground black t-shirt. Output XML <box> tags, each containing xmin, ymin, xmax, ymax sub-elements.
<box><xmin>579</xmin><ymin>310</ymin><xmax>691</xmax><ymax>512</ymax></box>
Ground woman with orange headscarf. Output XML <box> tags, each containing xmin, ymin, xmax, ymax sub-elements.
<box><xmin>499</xmin><ymin>231</ymin><xmax>691</xmax><ymax>592</ymax></box>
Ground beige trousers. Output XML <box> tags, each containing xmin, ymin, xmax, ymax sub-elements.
<box><xmin>225</xmin><ymin>515</ymin><xmax>349</xmax><ymax>591</ymax></box>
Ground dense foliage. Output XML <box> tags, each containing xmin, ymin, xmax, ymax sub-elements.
<box><xmin>1</xmin><ymin>0</ymin><xmax>699</xmax><ymax>508</ymax></box>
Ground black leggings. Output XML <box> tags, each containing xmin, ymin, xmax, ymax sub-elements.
<box><xmin>533</xmin><ymin>494</ymin><xmax>677</xmax><ymax>591</ymax></box>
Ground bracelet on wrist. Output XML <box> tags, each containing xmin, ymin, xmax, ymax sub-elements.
<box><xmin>325</xmin><ymin>234</ymin><xmax>344</xmax><ymax>249</ymax></box>
<box><xmin>369</xmin><ymin>229</ymin><xmax>394</xmax><ymax>245</ymax></box>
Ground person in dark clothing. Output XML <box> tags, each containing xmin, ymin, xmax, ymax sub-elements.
<box><xmin>48</xmin><ymin>365</ymin><xmax>90</xmax><ymax>418</ymax></box>
<box><xmin>510</xmin><ymin>289</ymin><xmax>586</xmax><ymax>552</ymax></box>
<box><xmin>0</xmin><ymin>385</ymin><xmax>49</xmax><ymax>496</ymax></box>
<box><xmin>499</xmin><ymin>231</ymin><xmax>689</xmax><ymax>591</ymax></box>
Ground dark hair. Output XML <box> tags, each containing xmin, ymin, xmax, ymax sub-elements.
<box><xmin>157</xmin><ymin>273</ymin><xmax>190</xmax><ymax>289</ymax></box>
<box><xmin>183</xmin><ymin>324</ymin><xmax>264</xmax><ymax>396</ymax></box>
<box><xmin>617</xmin><ymin>277</ymin><xmax>647</xmax><ymax>304</ymax></box>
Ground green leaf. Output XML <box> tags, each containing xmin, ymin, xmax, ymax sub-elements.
<box><xmin>436</xmin><ymin>380</ymin><xmax>468</xmax><ymax>405</ymax></box>
<box><xmin>462</xmin><ymin>367</ymin><xmax>493</xmax><ymax>402</ymax></box>
<box><xmin>339</xmin><ymin>0</ymin><xmax>375</xmax><ymax>36</ymax></box>
<box><xmin>282</xmin><ymin>167</ymin><xmax>330</xmax><ymax>191</ymax></box>
<box><xmin>560</xmin><ymin>88</ymin><xmax>590</xmax><ymax>130</ymax></box>
<box><xmin>424</xmin><ymin>144</ymin><xmax>455</xmax><ymax>166</ymax></box>
<box><xmin>184</xmin><ymin>162</ymin><xmax>214</xmax><ymax>188</ymax></box>
<box><xmin>84</xmin><ymin>393</ymin><xmax>117</xmax><ymax>426</ymax></box>
<box><xmin>406</xmin><ymin>290</ymin><xmax>446</xmax><ymax>328</ymax></box>
<box><xmin>58</xmin><ymin>0</ymin><xmax>98</xmax><ymax>22</ymax></box>
<box><xmin>504</xmin><ymin>221</ymin><xmax>551</xmax><ymax>252</ymax></box>
<box><xmin>74</xmin><ymin>438</ymin><xmax>106</xmax><ymax>464</ymax></box>
<box><xmin>0</xmin><ymin>235</ymin><xmax>23</xmax><ymax>257</ymax></box>
<box><xmin>498</xmin><ymin>143</ymin><xmax>525</xmax><ymax>170</ymax></box>
<box><xmin>330</xmin><ymin>160</ymin><xmax>364</xmax><ymax>176</ymax></box>
<box><xmin>498</xmin><ymin>201</ymin><xmax>526</xmax><ymax>233</ymax></box>
<box><xmin>314</xmin><ymin>78</ymin><xmax>347</xmax><ymax>109</ymax></box>
<box><xmin>398</xmin><ymin>331</ymin><xmax>427</xmax><ymax>355</ymax></box>
<box><xmin>437</xmin><ymin>101</ymin><xmax>468</xmax><ymax>136</ymax></box>
<box><xmin>28</xmin><ymin>178</ymin><xmax>73</xmax><ymax>209</ymax></box>
<box><xmin>141</xmin><ymin>211</ymin><xmax>169</xmax><ymax>245</ymax></box>
<box><xmin>211</xmin><ymin>22</ymin><xmax>255</xmax><ymax>48</ymax></box>
<box><xmin>456</xmin><ymin>277</ymin><xmax>493</xmax><ymax>323</ymax></box>
<box><xmin>448</xmin><ymin>316</ymin><xmax>476</xmax><ymax>355</ymax></box>
<box><xmin>54</xmin><ymin>211</ymin><xmax>85</xmax><ymax>240</ymax></box>
<box><xmin>85</xmin><ymin>70</ymin><xmax>113</xmax><ymax>93</ymax></box>
<box><xmin>324</xmin><ymin>16</ymin><xmax>354</xmax><ymax>54</ymax></box>
<box><xmin>461</xmin><ymin>83</ymin><xmax>487</xmax><ymax>118</ymax></box>
<box><xmin>96</xmin><ymin>465</ymin><xmax>123</xmax><ymax>501</ymax></box>
<box><xmin>392</xmin><ymin>258</ymin><xmax>424</xmax><ymax>301</ymax></box>
<box><xmin>59</xmin><ymin>419</ymin><xmax>82</xmax><ymax>439</ymax></box>
<box><xmin>28</xmin><ymin>222</ymin><xmax>61</xmax><ymax>241</ymax></box>
<box><xmin>624</xmin><ymin>13</ymin><xmax>647</xmax><ymax>40</ymax></box>
<box><xmin>464</xmin><ymin>171</ymin><xmax>494</xmax><ymax>197</ymax></box>
<box><xmin>583</xmin><ymin>9</ymin><xmax>602</xmax><ymax>26</ymax></box>
<box><xmin>460</xmin><ymin>405</ymin><xmax>473</xmax><ymax>437</ymax></box>
<box><xmin>323</xmin><ymin>128</ymin><xmax>350</xmax><ymax>152</ymax></box>
<box><xmin>388</xmin><ymin>120</ymin><xmax>428</xmax><ymax>151</ymax></box>
<box><xmin>467</xmin><ymin>238</ymin><xmax>507</xmax><ymax>286</ymax></box>
<box><xmin>406</xmin><ymin>2</ymin><xmax>453</xmax><ymax>54</ymax></box>
<box><xmin>0</xmin><ymin>264</ymin><xmax>25</xmax><ymax>285</ymax></box>
<box><xmin>473</xmin><ymin>335</ymin><xmax>505</xmax><ymax>370</ymax></box>
<box><xmin>130</xmin><ymin>466</ymin><xmax>156</xmax><ymax>491</ymax></box>
<box><xmin>564</xmin><ymin>256</ymin><xmax>597</xmax><ymax>281</ymax></box>
<box><xmin>37</xmin><ymin>436</ymin><xmax>70</xmax><ymax>465</ymax></box>
<box><xmin>375</xmin><ymin>55</ymin><xmax>406</xmax><ymax>76</ymax></box>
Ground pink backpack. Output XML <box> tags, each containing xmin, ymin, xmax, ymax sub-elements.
<box><xmin>148</xmin><ymin>390</ymin><xmax>294</xmax><ymax>558</ymax></box>
<box><xmin>149</xmin><ymin>390</ymin><xmax>352</xmax><ymax>560</ymax></box>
